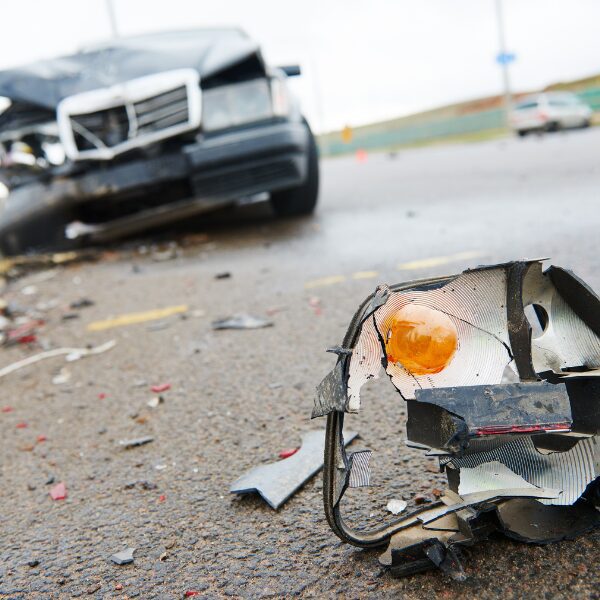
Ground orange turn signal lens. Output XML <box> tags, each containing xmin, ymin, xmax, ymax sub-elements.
<box><xmin>384</xmin><ymin>304</ymin><xmax>458</xmax><ymax>375</ymax></box>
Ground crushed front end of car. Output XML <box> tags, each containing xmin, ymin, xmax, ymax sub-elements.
<box><xmin>0</xmin><ymin>29</ymin><xmax>318</xmax><ymax>255</ymax></box>
<box><xmin>313</xmin><ymin>260</ymin><xmax>599</xmax><ymax>579</ymax></box>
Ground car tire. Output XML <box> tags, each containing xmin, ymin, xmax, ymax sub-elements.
<box><xmin>517</xmin><ymin>130</ymin><xmax>527</xmax><ymax>137</ymax></box>
<box><xmin>546</xmin><ymin>121</ymin><xmax>560</xmax><ymax>133</ymax></box>
<box><xmin>582</xmin><ymin>119</ymin><xmax>591</xmax><ymax>128</ymax></box>
<box><xmin>270</xmin><ymin>120</ymin><xmax>319</xmax><ymax>218</ymax></box>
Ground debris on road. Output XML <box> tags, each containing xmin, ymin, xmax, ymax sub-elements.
<box><xmin>212</xmin><ymin>314</ymin><xmax>273</xmax><ymax>330</ymax></box>
<box><xmin>16</xmin><ymin>421</ymin><xmax>27</xmax><ymax>429</ymax></box>
<box><xmin>151</xmin><ymin>383</ymin><xmax>171</xmax><ymax>393</ymax></box>
<box><xmin>279</xmin><ymin>447</ymin><xmax>299</xmax><ymax>459</ymax></box>
<box><xmin>87</xmin><ymin>305</ymin><xmax>188</xmax><ymax>331</ymax></box>
<box><xmin>110</xmin><ymin>547</ymin><xmax>136</xmax><ymax>565</ymax></box>
<box><xmin>0</xmin><ymin>252</ymin><xmax>93</xmax><ymax>284</ymax></box>
<box><xmin>308</xmin><ymin>296</ymin><xmax>322</xmax><ymax>315</ymax></box>
<box><xmin>20</xmin><ymin>285</ymin><xmax>37</xmax><ymax>296</ymax></box>
<box><xmin>0</xmin><ymin>340</ymin><xmax>116</xmax><ymax>379</ymax></box>
<box><xmin>215</xmin><ymin>272</ymin><xmax>231</xmax><ymax>279</ymax></box>
<box><xmin>49</xmin><ymin>482</ymin><xmax>67</xmax><ymax>500</ymax></box>
<box><xmin>119</xmin><ymin>436</ymin><xmax>154</xmax><ymax>449</ymax></box>
<box><xmin>386</xmin><ymin>499</ymin><xmax>407</xmax><ymax>515</ymax></box>
<box><xmin>230</xmin><ymin>429</ymin><xmax>358</xmax><ymax>509</ymax></box>
<box><xmin>314</xmin><ymin>260</ymin><xmax>600</xmax><ymax>578</ymax></box>
<box><xmin>5</xmin><ymin>320</ymin><xmax>44</xmax><ymax>346</ymax></box>
<box><xmin>52</xmin><ymin>367</ymin><xmax>71</xmax><ymax>385</ymax></box>
<box><xmin>70</xmin><ymin>298</ymin><xmax>94</xmax><ymax>310</ymax></box>
<box><xmin>147</xmin><ymin>396</ymin><xmax>164</xmax><ymax>408</ymax></box>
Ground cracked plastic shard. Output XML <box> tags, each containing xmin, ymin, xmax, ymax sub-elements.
<box><xmin>449</xmin><ymin>435</ymin><xmax>598</xmax><ymax>505</ymax></box>
<box><xmin>523</xmin><ymin>263</ymin><xmax>600</xmax><ymax>373</ymax></box>
<box><xmin>457</xmin><ymin>461</ymin><xmax>545</xmax><ymax>496</ymax></box>
<box><xmin>347</xmin><ymin>267</ymin><xmax>512</xmax><ymax>411</ymax></box>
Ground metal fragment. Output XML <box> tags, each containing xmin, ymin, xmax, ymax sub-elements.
<box><xmin>110</xmin><ymin>548</ymin><xmax>136</xmax><ymax>565</ymax></box>
<box><xmin>211</xmin><ymin>314</ymin><xmax>273</xmax><ymax>330</ymax></box>
<box><xmin>230</xmin><ymin>429</ymin><xmax>357</xmax><ymax>509</ymax></box>
<box><xmin>119</xmin><ymin>436</ymin><xmax>154</xmax><ymax>449</ymax></box>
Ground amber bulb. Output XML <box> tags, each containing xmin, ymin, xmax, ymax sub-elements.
<box><xmin>384</xmin><ymin>304</ymin><xmax>458</xmax><ymax>375</ymax></box>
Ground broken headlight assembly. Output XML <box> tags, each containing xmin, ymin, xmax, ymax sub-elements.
<box><xmin>313</xmin><ymin>260</ymin><xmax>599</xmax><ymax>579</ymax></box>
<box><xmin>202</xmin><ymin>76</ymin><xmax>289</xmax><ymax>132</ymax></box>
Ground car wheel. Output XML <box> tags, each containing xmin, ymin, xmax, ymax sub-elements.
<box><xmin>546</xmin><ymin>121</ymin><xmax>560</xmax><ymax>133</ymax></box>
<box><xmin>582</xmin><ymin>119</ymin><xmax>591</xmax><ymax>128</ymax></box>
<box><xmin>270</xmin><ymin>120</ymin><xmax>319</xmax><ymax>217</ymax></box>
<box><xmin>517</xmin><ymin>130</ymin><xmax>527</xmax><ymax>137</ymax></box>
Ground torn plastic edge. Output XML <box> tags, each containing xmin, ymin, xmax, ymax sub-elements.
<box><xmin>312</xmin><ymin>275</ymin><xmax>459</xmax><ymax>419</ymax></box>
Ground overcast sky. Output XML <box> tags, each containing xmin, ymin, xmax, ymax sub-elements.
<box><xmin>1</xmin><ymin>1</ymin><xmax>599</xmax><ymax>132</ymax></box>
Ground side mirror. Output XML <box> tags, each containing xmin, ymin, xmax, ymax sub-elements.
<box><xmin>278</xmin><ymin>65</ymin><xmax>301</xmax><ymax>77</ymax></box>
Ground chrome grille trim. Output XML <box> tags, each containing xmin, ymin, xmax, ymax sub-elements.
<box><xmin>57</xmin><ymin>69</ymin><xmax>201</xmax><ymax>161</ymax></box>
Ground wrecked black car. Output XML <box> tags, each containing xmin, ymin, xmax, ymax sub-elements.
<box><xmin>0</xmin><ymin>29</ymin><xmax>318</xmax><ymax>255</ymax></box>
<box><xmin>314</xmin><ymin>260</ymin><xmax>599</xmax><ymax>579</ymax></box>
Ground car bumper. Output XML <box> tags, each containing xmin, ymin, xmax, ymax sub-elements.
<box><xmin>0</xmin><ymin>120</ymin><xmax>310</xmax><ymax>244</ymax></box>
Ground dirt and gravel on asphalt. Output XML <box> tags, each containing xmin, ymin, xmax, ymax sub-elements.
<box><xmin>2</xmin><ymin>131</ymin><xmax>600</xmax><ymax>598</ymax></box>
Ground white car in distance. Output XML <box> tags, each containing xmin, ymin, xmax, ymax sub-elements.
<box><xmin>509</xmin><ymin>92</ymin><xmax>592</xmax><ymax>137</ymax></box>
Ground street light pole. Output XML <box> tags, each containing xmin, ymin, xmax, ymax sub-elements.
<box><xmin>495</xmin><ymin>0</ymin><xmax>512</xmax><ymax>126</ymax></box>
<box><xmin>105</xmin><ymin>0</ymin><xmax>119</xmax><ymax>38</ymax></box>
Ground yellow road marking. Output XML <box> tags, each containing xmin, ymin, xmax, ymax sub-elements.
<box><xmin>352</xmin><ymin>271</ymin><xmax>379</xmax><ymax>280</ymax></box>
<box><xmin>304</xmin><ymin>275</ymin><xmax>346</xmax><ymax>289</ymax></box>
<box><xmin>397</xmin><ymin>251</ymin><xmax>483</xmax><ymax>271</ymax></box>
<box><xmin>87</xmin><ymin>304</ymin><xmax>189</xmax><ymax>332</ymax></box>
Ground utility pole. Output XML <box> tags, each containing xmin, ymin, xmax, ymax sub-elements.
<box><xmin>105</xmin><ymin>0</ymin><xmax>119</xmax><ymax>38</ymax></box>
<box><xmin>495</xmin><ymin>0</ymin><xmax>512</xmax><ymax>126</ymax></box>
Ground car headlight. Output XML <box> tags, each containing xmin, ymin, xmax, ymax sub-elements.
<box><xmin>202</xmin><ymin>78</ymin><xmax>287</xmax><ymax>132</ymax></box>
<box><xmin>0</xmin><ymin>181</ymin><xmax>8</xmax><ymax>213</ymax></box>
<box><xmin>0</xmin><ymin>97</ymin><xmax>11</xmax><ymax>117</ymax></box>
<box><xmin>314</xmin><ymin>259</ymin><xmax>600</xmax><ymax>579</ymax></box>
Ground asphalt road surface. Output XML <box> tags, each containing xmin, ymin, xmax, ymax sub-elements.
<box><xmin>1</xmin><ymin>128</ymin><xmax>599</xmax><ymax>599</ymax></box>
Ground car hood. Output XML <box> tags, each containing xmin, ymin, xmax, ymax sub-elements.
<box><xmin>0</xmin><ymin>28</ymin><xmax>262</xmax><ymax>109</ymax></box>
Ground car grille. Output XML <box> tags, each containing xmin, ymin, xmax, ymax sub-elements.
<box><xmin>71</xmin><ymin>86</ymin><xmax>190</xmax><ymax>152</ymax></box>
<box><xmin>58</xmin><ymin>69</ymin><xmax>201</xmax><ymax>160</ymax></box>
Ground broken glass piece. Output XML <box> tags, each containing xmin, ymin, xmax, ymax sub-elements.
<box><xmin>386</xmin><ymin>499</ymin><xmax>407</xmax><ymax>515</ymax></box>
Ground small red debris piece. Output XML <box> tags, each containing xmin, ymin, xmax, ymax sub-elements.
<box><xmin>7</xmin><ymin>320</ymin><xmax>44</xmax><ymax>344</ymax></box>
<box><xmin>2</xmin><ymin>406</ymin><xmax>13</xmax><ymax>413</ymax></box>
<box><xmin>414</xmin><ymin>494</ymin><xmax>431</xmax><ymax>505</ymax></box>
<box><xmin>151</xmin><ymin>383</ymin><xmax>171</xmax><ymax>393</ymax></box>
<box><xmin>308</xmin><ymin>296</ymin><xmax>322</xmax><ymax>316</ymax></box>
<box><xmin>37</xmin><ymin>434</ymin><xmax>47</xmax><ymax>443</ymax></box>
<box><xmin>158</xmin><ymin>494</ymin><xmax>166</xmax><ymax>502</ymax></box>
<box><xmin>185</xmin><ymin>592</ymin><xmax>200</xmax><ymax>597</ymax></box>
<box><xmin>98</xmin><ymin>392</ymin><xmax>107</xmax><ymax>400</ymax></box>
<box><xmin>279</xmin><ymin>447</ymin><xmax>299</xmax><ymax>459</ymax></box>
<box><xmin>355</xmin><ymin>148</ymin><xmax>368</xmax><ymax>163</ymax></box>
<box><xmin>16</xmin><ymin>422</ymin><xmax>28</xmax><ymax>429</ymax></box>
<box><xmin>115</xmin><ymin>584</ymin><xmax>123</xmax><ymax>590</ymax></box>
<box><xmin>49</xmin><ymin>482</ymin><xmax>67</xmax><ymax>500</ymax></box>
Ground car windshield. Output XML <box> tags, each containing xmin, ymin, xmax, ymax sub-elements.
<box><xmin>515</xmin><ymin>100</ymin><xmax>539</xmax><ymax>110</ymax></box>
<box><xmin>548</xmin><ymin>95</ymin><xmax>583</xmax><ymax>107</ymax></box>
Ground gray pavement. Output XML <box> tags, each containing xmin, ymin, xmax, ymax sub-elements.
<box><xmin>1</xmin><ymin>127</ymin><xmax>599</xmax><ymax>599</ymax></box>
